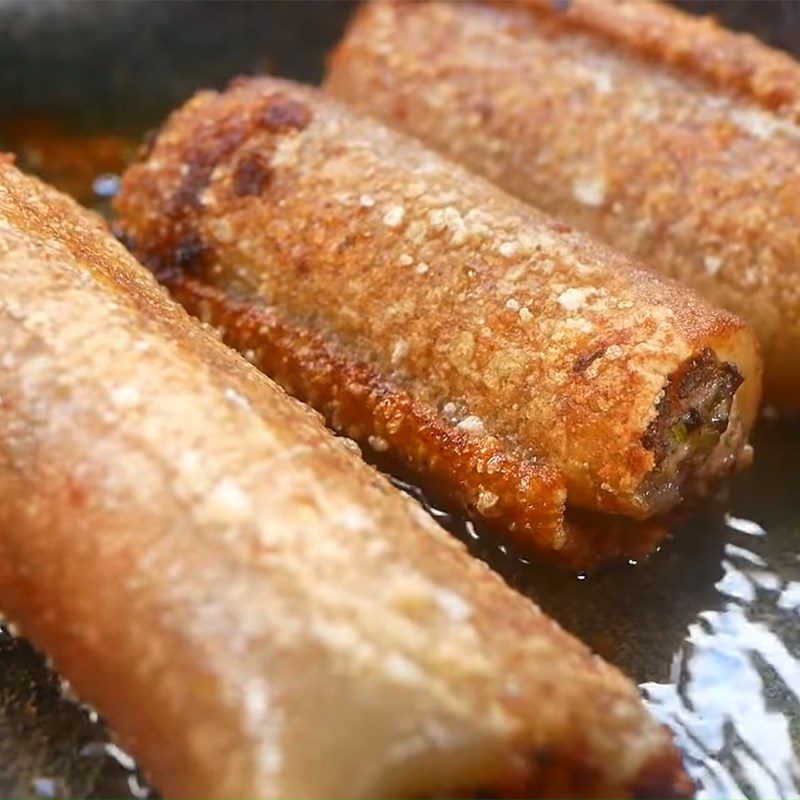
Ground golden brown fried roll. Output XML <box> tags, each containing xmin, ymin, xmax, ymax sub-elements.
<box><xmin>0</xmin><ymin>158</ymin><xmax>694</xmax><ymax>799</ymax></box>
<box><xmin>117</xmin><ymin>77</ymin><xmax>760</xmax><ymax>553</ymax></box>
<box><xmin>327</xmin><ymin>0</ymin><xmax>799</xmax><ymax>409</ymax></box>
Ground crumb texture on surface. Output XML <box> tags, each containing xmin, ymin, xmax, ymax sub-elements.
<box><xmin>327</xmin><ymin>0</ymin><xmax>788</xmax><ymax>405</ymax></box>
<box><xmin>117</xmin><ymin>76</ymin><xmax>759</xmax><ymax>536</ymax></box>
<box><xmin>0</xmin><ymin>160</ymin><xmax>692</xmax><ymax>798</ymax></box>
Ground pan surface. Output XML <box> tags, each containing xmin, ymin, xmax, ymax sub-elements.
<box><xmin>0</xmin><ymin>2</ymin><xmax>798</xmax><ymax>798</ymax></box>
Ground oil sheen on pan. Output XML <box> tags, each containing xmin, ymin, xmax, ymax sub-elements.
<box><xmin>0</xmin><ymin>1</ymin><xmax>799</xmax><ymax>799</ymax></box>
<box><xmin>0</xmin><ymin>422</ymin><xmax>799</xmax><ymax>800</ymax></box>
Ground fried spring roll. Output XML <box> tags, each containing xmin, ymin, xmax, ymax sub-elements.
<box><xmin>327</xmin><ymin>0</ymin><xmax>799</xmax><ymax>409</ymax></box>
<box><xmin>117</xmin><ymin>77</ymin><xmax>760</xmax><ymax>552</ymax></box>
<box><xmin>0</xmin><ymin>158</ymin><xmax>694</xmax><ymax>798</ymax></box>
<box><xmin>166</xmin><ymin>275</ymin><xmax>673</xmax><ymax>571</ymax></box>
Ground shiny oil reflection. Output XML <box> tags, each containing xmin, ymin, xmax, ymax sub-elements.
<box><xmin>1</xmin><ymin>421</ymin><xmax>798</xmax><ymax>799</ymax></box>
<box><xmin>643</xmin><ymin>517</ymin><xmax>800</xmax><ymax>798</ymax></box>
<box><xmin>0</xmin><ymin>1</ymin><xmax>797</xmax><ymax>795</ymax></box>
<box><xmin>402</xmin><ymin>419</ymin><xmax>800</xmax><ymax>799</ymax></box>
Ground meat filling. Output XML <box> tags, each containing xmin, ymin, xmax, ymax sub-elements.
<box><xmin>640</xmin><ymin>348</ymin><xmax>746</xmax><ymax>512</ymax></box>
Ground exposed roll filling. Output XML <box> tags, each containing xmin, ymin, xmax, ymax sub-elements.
<box><xmin>640</xmin><ymin>348</ymin><xmax>746</xmax><ymax>512</ymax></box>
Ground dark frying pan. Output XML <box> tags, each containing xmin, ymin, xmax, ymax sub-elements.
<box><xmin>0</xmin><ymin>2</ymin><xmax>798</xmax><ymax>798</ymax></box>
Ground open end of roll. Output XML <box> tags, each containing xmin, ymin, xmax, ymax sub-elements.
<box><xmin>639</xmin><ymin>348</ymin><xmax>746</xmax><ymax>513</ymax></box>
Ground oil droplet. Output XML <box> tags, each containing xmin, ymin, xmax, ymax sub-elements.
<box><xmin>92</xmin><ymin>173</ymin><xmax>121</xmax><ymax>199</ymax></box>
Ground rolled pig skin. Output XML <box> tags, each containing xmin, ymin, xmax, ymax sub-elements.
<box><xmin>327</xmin><ymin>0</ymin><xmax>798</xmax><ymax>408</ymax></box>
<box><xmin>0</xmin><ymin>158</ymin><xmax>693</xmax><ymax>798</ymax></box>
<box><xmin>116</xmin><ymin>77</ymin><xmax>760</xmax><ymax>551</ymax></box>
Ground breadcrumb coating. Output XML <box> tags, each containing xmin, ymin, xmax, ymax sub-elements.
<box><xmin>327</xmin><ymin>0</ymin><xmax>794</xmax><ymax>407</ymax></box>
<box><xmin>0</xmin><ymin>159</ymin><xmax>693</xmax><ymax>798</ymax></box>
<box><xmin>117</xmin><ymin>77</ymin><xmax>759</xmax><ymax>551</ymax></box>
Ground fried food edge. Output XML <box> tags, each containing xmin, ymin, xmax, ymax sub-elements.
<box><xmin>0</xmin><ymin>159</ymin><xmax>695</xmax><ymax>797</ymax></box>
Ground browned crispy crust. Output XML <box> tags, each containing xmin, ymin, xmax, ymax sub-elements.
<box><xmin>166</xmin><ymin>272</ymin><xmax>671</xmax><ymax>570</ymax></box>
<box><xmin>117</xmin><ymin>76</ymin><xmax>759</xmax><ymax>534</ymax></box>
<box><xmin>163</xmin><ymin>274</ymin><xmax>571</xmax><ymax>551</ymax></box>
<box><xmin>326</xmin><ymin>0</ymin><xmax>793</xmax><ymax>407</ymax></box>
<box><xmin>0</xmin><ymin>159</ymin><xmax>693</xmax><ymax>798</ymax></box>
<box><xmin>520</xmin><ymin>0</ymin><xmax>800</xmax><ymax>118</ymax></box>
